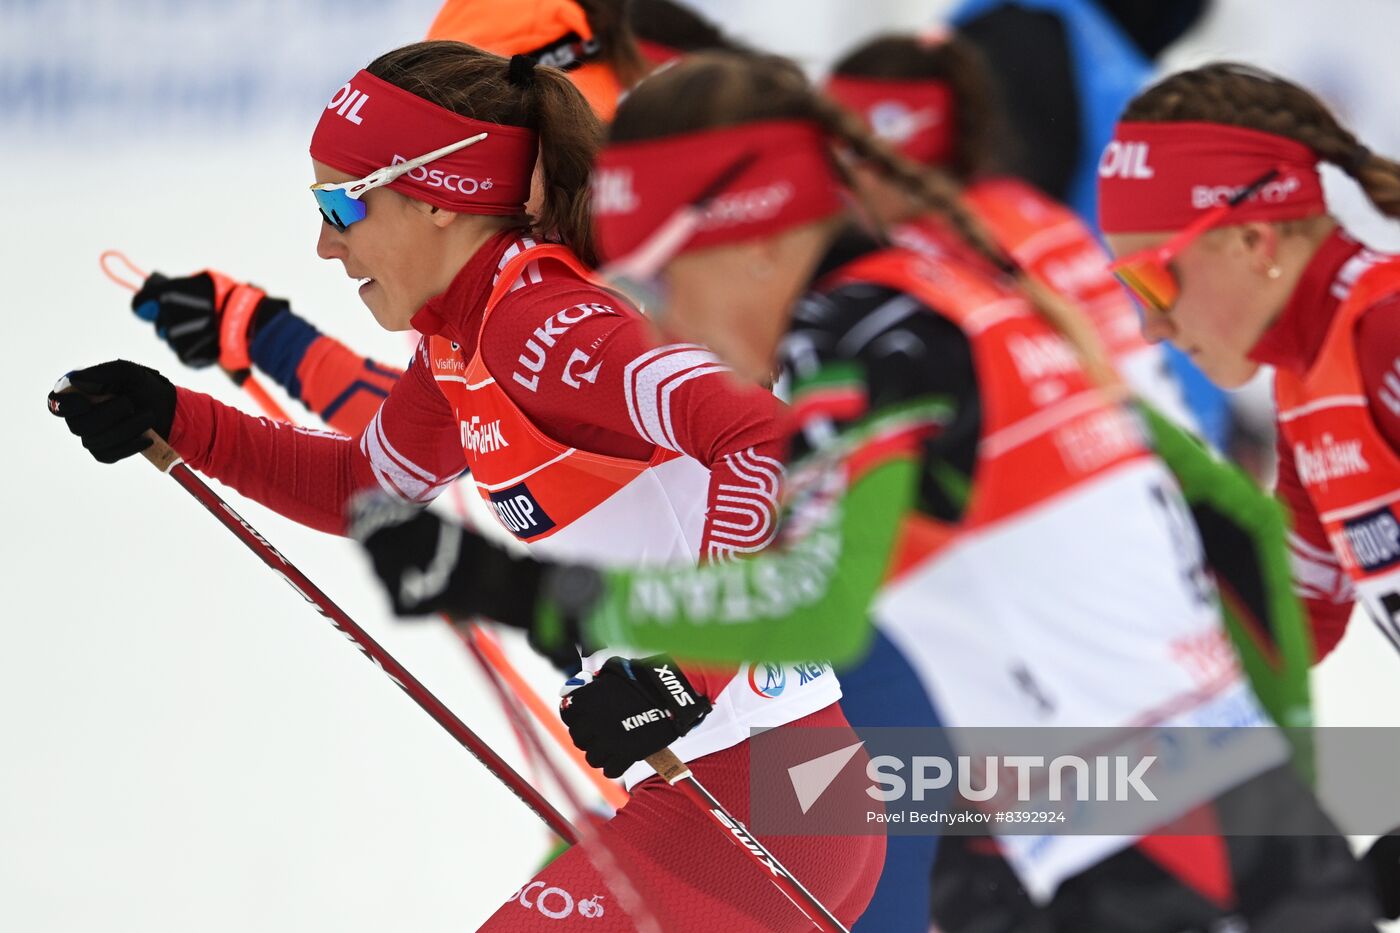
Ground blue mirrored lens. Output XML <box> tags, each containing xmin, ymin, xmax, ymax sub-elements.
<box><xmin>311</xmin><ymin>187</ymin><xmax>367</xmax><ymax>231</ymax></box>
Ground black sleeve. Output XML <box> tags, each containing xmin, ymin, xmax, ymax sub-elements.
<box><xmin>781</xmin><ymin>282</ymin><xmax>982</xmax><ymax>522</ymax></box>
<box><xmin>959</xmin><ymin>7</ymin><xmax>1080</xmax><ymax>203</ymax></box>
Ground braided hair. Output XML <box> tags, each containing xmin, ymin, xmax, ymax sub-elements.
<box><xmin>1124</xmin><ymin>62</ymin><xmax>1400</xmax><ymax>221</ymax></box>
<box><xmin>610</xmin><ymin>51</ymin><xmax>1119</xmax><ymax>387</ymax></box>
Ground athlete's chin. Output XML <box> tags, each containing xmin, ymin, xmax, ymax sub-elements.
<box><xmin>715</xmin><ymin>343</ymin><xmax>772</xmax><ymax>386</ymax></box>
<box><xmin>361</xmin><ymin>287</ymin><xmax>415</xmax><ymax>333</ymax></box>
<box><xmin>1197</xmin><ymin>355</ymin><xmax>1260</xmax><ymax>390</ymax></box>
<box><xmin>730</xmin><ymin>361</ymin><xmax>771</xmax><ymax>387</ymax></box>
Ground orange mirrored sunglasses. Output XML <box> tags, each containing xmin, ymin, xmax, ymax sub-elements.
<box><xmin>1108</xmin><ymin>168</ymin><xmax>1281</xmax><ymax>314</ymax></box>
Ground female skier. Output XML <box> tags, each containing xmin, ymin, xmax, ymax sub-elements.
<box><xmin>823</xmin><ymin>29</ymin><xmax>1192</xmax><ymax>432</ymax></box>
<box><xmin>1099</xmin><ymin>64</ymin><xmax>1400</xmax><ymax>920</ymax></box>
<box><xmin>1098</xmin><ymin>62</ymin><xmax>1400</xmax><ymax>666</ymax></box>
<box><xmin>50</xmin><ymin>41</ymin><xmax>881</xmax><ymax>931</ymax></box>
<box><xmin>343</xmin><ymin>52</ymin><xmax>1380</xmax><ymax>931</ymax></box>
<box><xmin>824</xmin><ymin>33</ymin><xmax>1318</xmax><ymax>931</ymax></box>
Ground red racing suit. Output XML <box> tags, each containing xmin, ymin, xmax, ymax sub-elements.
<box><xmin>1253</xmin><ymin>229</ymin><xmax>1400</xmax><ymax>659</ymax></box>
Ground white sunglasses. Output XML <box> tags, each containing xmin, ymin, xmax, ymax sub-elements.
<box><xmin>311</xmin><ymin>131</ymin><xmax>489</xmax><ymax>231</ymax></box>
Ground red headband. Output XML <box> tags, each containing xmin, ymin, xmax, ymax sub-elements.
<box><xmin>1098</xmin><ymin>121</ymin><xmax>1326</xmax><ymax>233</ymax></box>
<box><xmin>824</xmin><ymin>76</ymin><xmax>956</xmax><ymax>167</ymax></box>
<box><xmin>592</xmin><ymin>120</ymin><xmax>844</xmax><ymax>264</ymax></box>
<box><xmin>309</xmin><ymin>70</ymin><xmax>538</xmax><ymax>216</ymax></box>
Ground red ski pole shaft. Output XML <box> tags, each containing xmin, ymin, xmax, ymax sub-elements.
<box><xmin>458</xmin><ymin>625</ymin><xmax>629</xmax><ymax>811</ymax></box>
<box><xmin>462</xmin><ymin>630</ymin><xmax>665</xmax><ymax>933</ymax></box>
<box><xmin>128</xmin><ymin>426</ymin><xmax>578</xmax><ymax>843</ymax></box>
<box><xmin>644</xmin><ymin>749</ymin><xmax>849</xmax><ymax>933</ymax></box>
<box><xmin>227</xmin><ymin>366</ymin><xmax>295</xmax><ymax>424</ymax></box>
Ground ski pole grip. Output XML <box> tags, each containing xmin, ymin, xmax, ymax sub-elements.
<box><xmin>139</xmin><ymin>429</ymin><xmax>183</xmax><ymax>473</ymax></box>
<box><xmin>53</xmin><ymin>383</ymin><xmax>183</xmax><ymax>474</ymax></box>
<box><xmin>646</xmin><ymin>748</ymin><xmax>691</xmax><ymax>784</ymax></box>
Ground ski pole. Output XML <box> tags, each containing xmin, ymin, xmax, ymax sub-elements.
<box><xmin>59</xmin><ymin>393</ymin><xmax>578</xmax><ymax>843</ymax></box>
<box><xmin>457</xmin><ymin>626</ymin><xmax>547</xmax><ymax>790</ymax></box>
<box><xmin>440</xmin><ymin>485</ymin><xmax>628</xmax><ymax>812</ymax></box>
<box><xmin>644</xmin><ymin>749</ymin><xmax>850</xmax><ymax>933</ymax></box>
<box><xmin>463</xmin><ymin>630</ymin><xmax>664</xmax><ymax>933</ymax></box>
<box><xmin>455</xmin><ymin>620</ymin><xmax>628</xmax><ymax>810</ymax></box>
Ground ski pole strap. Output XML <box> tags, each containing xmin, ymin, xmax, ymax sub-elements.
<box><xmin>99</xmin><ymin>249</ymin><xmax>147</xmax><ymax>293</ymax></box>
<box><xmin>208</xmin><ymin>271</ymin><xmax>265</xmax><ymax>374</ymax></box>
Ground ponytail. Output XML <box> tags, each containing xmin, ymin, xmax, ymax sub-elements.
<box><xmin>518</xmin><ymin>61</ymin><xmax>603</xmax><ymax>265</ymax></box>
<box><xmin>1332</xmin><ymin>148</ymin><xmax>1400</xmax><ymax>221</ymax></box>
<box><xmin>628</xmin><ymin>0</ymin><xmax>754</xmax><ymax>56</ymax></box>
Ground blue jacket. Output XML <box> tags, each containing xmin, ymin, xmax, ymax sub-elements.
<box><xmin>953</xmin><ymin>0</ymin><xmax>1231</xmax><ymax>449</ymax></box>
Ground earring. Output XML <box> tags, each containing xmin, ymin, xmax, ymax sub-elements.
<box><xmin>1267</xmin><ymin>265</ymin><xmax>1282</xmax><ymax>280</ymax></box>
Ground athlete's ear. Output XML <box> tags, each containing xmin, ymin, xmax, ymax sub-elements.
<box><xmin>417</xmin><ymin>203</ymin><xmax>460</xmax><ymax>229</ymax></box>
<box><xmin>750</xmin><ymin>223</ymin><xmax>810</xmax><ymax>276</ymax></box>
<box><xmin>744</xmin><ymin>238</ymin><xmax>780</xmax><ymax>282</ymax></box>
<box><xmin>1238</xmin><ymin>221</ymin><xmax>1281</xmax><ymax>273</ymax></box>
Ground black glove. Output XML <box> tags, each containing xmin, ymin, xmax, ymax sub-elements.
<box><xmin>348</xmin><ymin>495</ymin><xmax>604</xmax><ymax>666</ymax></box>
<box><xmin>132</xmin><ymin>270</ymin><xmax>288</xmax><ymax>370</ymax></box>
<box><xmin>48</xmin><ymin>361</ymin><xmax>177</xmax><ymax>464</ymax></box>
<box><xmin>1364</xmin><ymin>831</ymin><xmax>1400</xmax><ymax>919</ymax></box>
<box><xmin>559</xmin><ymin>656</ymin><xmax>712</xmax><ymax>779</ymax></box>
